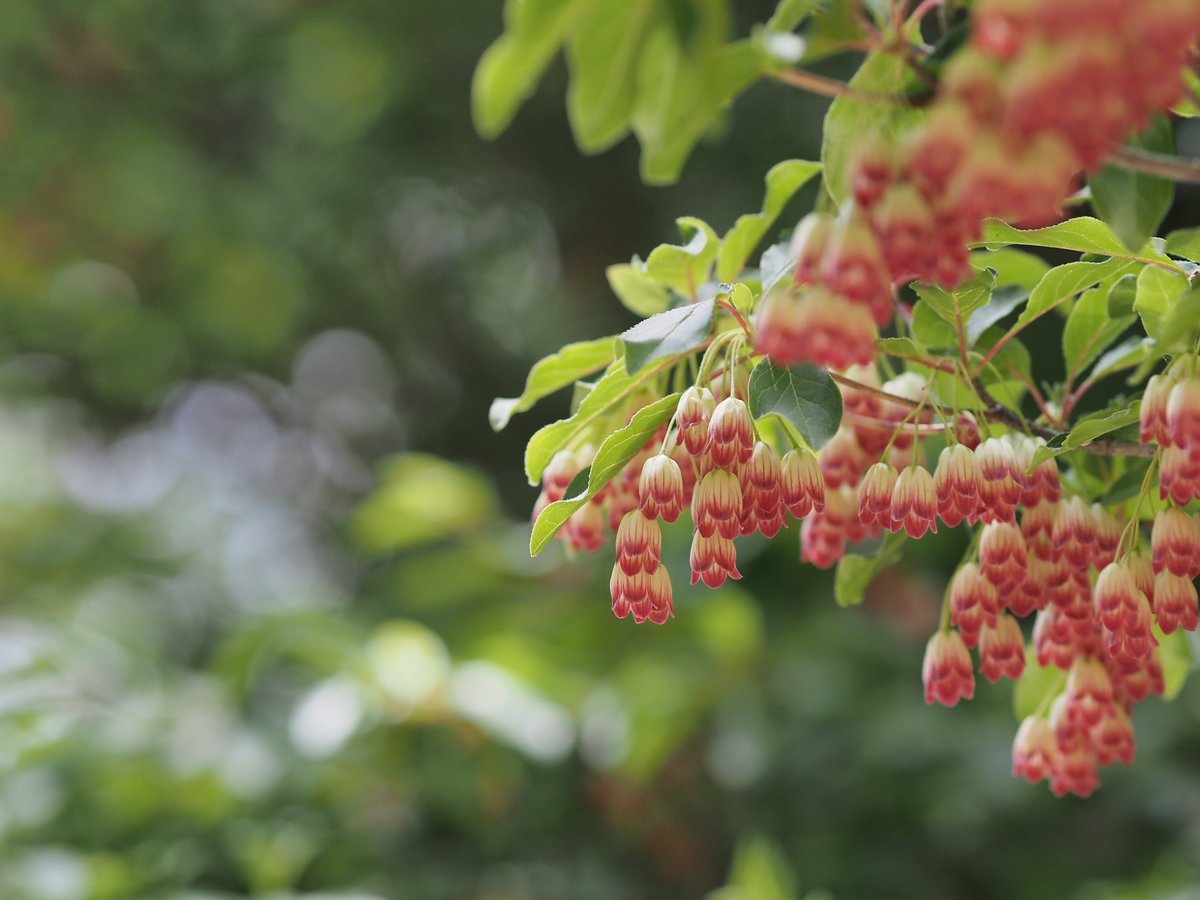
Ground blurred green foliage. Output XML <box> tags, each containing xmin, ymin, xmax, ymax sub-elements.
<box><xmin>0</xmin><ymin>2</ymin><xmax>1198</xmax><ymax>899</ymax></box>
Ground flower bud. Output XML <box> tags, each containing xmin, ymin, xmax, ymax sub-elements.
<box><xmin>675</xmin><ymin>386</ymin><xmax>715</xmax><ymax>457</ymax></box>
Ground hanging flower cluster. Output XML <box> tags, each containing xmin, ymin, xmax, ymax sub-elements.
<box><xmin>756</xmin><ymin>0</ymin><xmax>1200</xmax><ymax>371</ymax></box>
<box><xmin>495</xmin><ymin>0</ymin><xmax>1200</xmax><ymax>801</ymax></box>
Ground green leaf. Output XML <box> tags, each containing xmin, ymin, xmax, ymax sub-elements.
<box><xmin>965</xmin><ymin>285</ymin><xmax>1029</xmax><ymax>344</ymax></box>
<box><xmin>1013</xmin><ymin>258</ymin><xmax>1136</xmax><ymax>333</ymax></box>
<box><xmin>1086</xmin><ymin>335</ymin><xmax>1152</xmax><ymax>385</ymax></box>
<box><xmin>1158</xmin><ymin>285</ymin><xmax>1200</xmax><ymax>349</ymax></box>
<box><xmin>766</xmin><ymin>0</ymin><xmax>822</xmax><ymax>31</ymax></box>
<box><xmin>530</xmin><ymin>393</ymin><xmax>680</xmax><ymax>555</ymax></box>
<box><xmin>876</xmin><ymin>336</ymin><xmax>926</xmax><ymax>359</ymax></box>
<box><xmin>525</xmin><ymin>360</ymin><xmax>645</xmax><ymax>485</ymax></box>
<box><xmin>1173</xmin><ymin>69</ymin><xmax>1200</xmax><ymax>117</ymax></box>
<box><xmin>1157</xmin><ymin>626</ymin><xmax>1195</xmax><ymax>701</ymax></box>
<box><xmin>978</xmin><ymin>216</ymin><xmax>1174</xmax><ymax>266</ymax></box>
<box><xmin>747</xmin><ymin>360</ymin><xmax>843</xmax><ymax>450</ymax></box>
<box><xmin>620</xmin><ymin>298</ymin><xmax>715</xmax><ymax>374</ymax></box>
<box><xmin>717</xmin><ymin>160</ymin><xmax>821</xmax><ymax>282</ymax></box>
<box><xmin>1101</xmin><ymin>459</ymin><xmax>1153</xmax><ymax>505</ymax></box>
<box><xmin>1088</xmin><ymin>116</ymin><xmax>1175</xmax><ymax>253</ymax></box>
<box><xmin>644</xmin><ymin>217</ymin><xmax>720</xmax><ymax>296</ymax></box>
<box><xmin>969</xmin><ymin>247</ymin><xmax>1050</xmax><ymax>291</ymax></box>
<box><xmin>565</xmin><ymin>0</ymin><xmax>658</xmax><ymax>152</ymax></box>
<box><xmin>910</xmin><ymin>301</ymin><xmax>955</xmax><ymax>348</ymax></box>
<box><xmin>1166</xmin><ymin>228</ymin><xmax>1200</xmax><ymax>262</ymax></box>
<box><xmin>631</xmin><ymin>17</ymin><xmax>762</xmax><ymax>185</ymax></box>
<box><xmin>1106</xmin><ymin>273</ymin><xmax>1138</xmax><ymax>317</ymax></box>
<box><xmin>1134</xmin><ymin>265</ymin><xmax>1189</xmax><ymax>342</ymax></box>
<box><xmin>717</xmin><ymin>835</ymin><xmax>798</xmax><ymax>900</ymax></box>
<box><xmin>472</xmin><ymin>0</ymin><xmax>592</xmax><ymax>138</ymax></box>
<box><xmin>821</xmin><ymin>51</ymin><xmax>923</xmax><ymax>205</ymax></box>
<box><xmin>606</xmin><ymin>261</ymin><xmax>674</xmax><ymax>317</ymax></box>
<box><xmin>490</xmin><ymin>336</ymin><xmax>617</xmax><ymax>431</ymax></box>
<box><xmin>913</xmin><ymin>267</ymin><xmax>996</xmax><ymax>328</ymax></box>
<box><xmin>834</xmin><ymin>531</ymin><xmax>905</xmax><ymax>608</ymax></box>
<box><xmin>1061</xmin><ymin>287</ymin><xmax>1134</xmax><ymax>381</ymax></box>
<box><xmin>1013</xmin><ymin>644</ymin><xmax>1065</xmax><ymax>720</ymax></box>
<box><xmin>1064</xmin><ymin>402</ymin><xmax>1142</xmax><ymax>457</ymax></box>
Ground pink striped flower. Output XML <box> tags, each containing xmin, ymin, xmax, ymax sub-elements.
<box><xmin>615</xmin><ymin>511</ymin><xmax>662</xmax><ymax>576</ymax></box>
<box><xmin>1012</xmin><ymin>716</ymin><xmax>1058</xmax><ymax>784</ymax></box>
<box><xmin>980</xmin><ymin>521</ymin><xmax>1028</xmax><ymax>591</ymax></box>
<box><xmin>934</xmin><ymin>443</ymin><xmax>981</xmax><ymax>527</ymax></box>
<box><xmin>1152</xmin><ymin>570</ymin><xmax>1199</xmax><ymax>634</ymax></box>
<box><xmin>638</xmin><ymin>454</ymin><xmax>685</xmax><ymax>523</ymax></box>
<box><xmin>890</xmin><ymin>465</ymin><xmax>938</xmax><ymax>538</ymax></box>
<box><xmin>923</xmin><ymin>630</ymin><xmax>976</xmax><ymax>707</ymax></box>
<box><xmin>674</xmin><ymin>386</ymin><xmax>716</xmax><ymax>457</ymax></box>
<box><xmin>858</xmin><ymin>462</ymin><xmax>899</xmax><ymax>530</ymax></box>
<box><xmin>706</xmin><ymin>398</ymin><xmax>755</xmax><ymax>470</ymax></box>
<box><xmin>1151</xmin><ymin>506</ymin><xmax>1199</xmax><ymax>577</ymax></box>
<box><xmin>689</xmin><ymin>532</ymin><xmax>741</xmax><ymax>589</ymax></box>
<box><xmin>950</xmin><ymin>562</ymin><xmax>998</xmax><ymax>647</ymax></box>
<box><xmin>692</xmin><ymin>468</ymin><xmax>743</xmax><ymax>540</ymax></box>
<box><xmin>980</xmin><ymin>613</ymin><xmax>1026</xmax><ymax>682</ymax></box>
<box><xmin>780</xmin><ymin>449</ymin><xmax>825</xmax><ymax>519</ymax></box>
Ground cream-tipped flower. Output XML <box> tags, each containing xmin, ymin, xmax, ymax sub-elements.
<box><xmin>1012</xmin><ymin>716</ymin><xmax>1058</xmax><ymax>784</ymax></box>
<box><xmin>1065</xmin><ymin>657</ymin><xmax>1115</xmax><ymax>729</ymax></box>
<box><xmin>638</xmin><ymin>454</ymin><xmax>685</xmax><ymax>523</ymax></box>
<box><xmin>674</xmin><ymin>386</ymin><xmax>716</xmax><ymax>457</ymax></box>
<box><xmin>1090</xmin><ymin>503</ymin><xmax>1122</xmax><ymax>569</ymax></box>
<box><xmin>1090</xmin><ymin>705</ymin><xmax>1135</xmax><ymax>768</ymax></box>
<box><xmin>819</xmin><ymin>428</ymin><xmax>869</xmax><ymax>489</ymax></box>
<box><xmin>858</xmin><ymin>462</ymin><xmax>899</xmax><ymax>529</ymax></box>
<box><xmin>789</xmin><ymin>211</ymin><xmax>834</xmax><ymax>284</ymax></box>
<box><xmin>980</xmin><ymin>612</ymin><xmax>1026</xmax><ymax>683</ymax></box>
<box><xmin>1166</xmin><ymin>374</ymin><xmax>1200</xmax><ymax>449</ymax></box>
<box><xmin>1051</xmin><ymin>495</ymin><xmax>1096</xmax><ymax>568</ymax></box>
<box><xmin>950</xmin><ymin>562</ymin><xmax>998</xmax><ymax>648</ymax></box>
<box><xmin>1140</xmin><ymin>370</ymin><xmax>1175</xmax><ymax>445</ymax></box>
<box><xmin>614</xmin><ymin>511</ymin><xmax>662</xmax><ymax>576</ymax></box>
<box><xmin>934</xmin><ymin>443</ymin><xmax>981</xmax><ymax>528</ymax></box>
<box><xmin>890</xmin><ymin>465</ymin><xmax>938</xmax><ymax>538</ymax></box>
<box><xmin>975</xmin><ymin>437</ymin><xmax>1022</xmax><ymax>523</ymax></box>
<box><xmin>689</xmin><ymin>532</ymin><xmax>741</xmax><ymax>589</ymax></box>
<box><xmin>1152</xmin><ymin>570</ymin><xmax>1199</xmax><ymax>635</ymax></box>
<box><xmin>706</xmin><ymin>397</ymin><xmax>755</xmax><ymax>469</ymax></box>
<box><xmin>1151</xmin><ymin>506</ymin><xmax>1199</xmax><ymax>577</ymax></box>
<box><xmin>691</xmin><ymin>468</ymin><xmax>742</xmax><ymax>540</ymax></box>
<box><xmin>922</xmin><ymin>630</ymin><xmax>975</xmax><ymax>707</ymax></box>
<box><xmin>780</xmin><ymin>449</ymin><xmax>824</xmax><ymax>518</ymax></box>
<box><xmin>979</xmin><ymin>521</ymin><xmax>1028</xmax><ymax>591</ymax></box>
<box><xmin>755</xmin><ymin>285</ymin><xmax>878</xmax><ymax>371</ymax></box>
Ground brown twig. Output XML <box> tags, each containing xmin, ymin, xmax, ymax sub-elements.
<box><xmin>1105</xmin><ymin>146</ymin><xmax>1200</xmax><ymax>185</ymax></box>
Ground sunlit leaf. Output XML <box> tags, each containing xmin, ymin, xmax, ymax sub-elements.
<box><xmin>490</xmin><ymin>337</ymin><xmax>617</xmax><ymax>431</ymax></box>
<box><xmin>620</xmin><ymin>298</ymin><xmax>715</xmax><ymax>374</ymax></box>
<box><xmin>717</xmin><ymin>160</ymin><xmax>821</xmax><ymax>282</ymax></box>
<box><xmin>530</xmin><ymin>392</ymin><xmax>679</xmax><ymax>554</ymax></box>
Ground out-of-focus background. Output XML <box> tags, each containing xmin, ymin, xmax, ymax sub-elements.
<box><xmin>1</xmin><ymin>2</ymin><xmax>1200</xmax><ymax>899</ymax></box>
